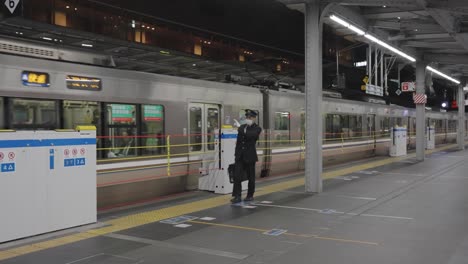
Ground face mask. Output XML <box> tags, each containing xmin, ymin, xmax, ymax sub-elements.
<box><xmin>245</xmin><ymin>119</ymin><xmax>253</xmax><ymax>126</ymax></box>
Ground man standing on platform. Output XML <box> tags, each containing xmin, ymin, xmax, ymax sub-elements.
<box><xmin>231</xmin><ymin>110</ymin><xmax>262</xmax><ymax>203</ymax></box>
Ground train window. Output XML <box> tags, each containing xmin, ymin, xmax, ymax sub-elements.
<box><xmin>189</xmin><ymin>105</ymin><xmax>203</xmax><ymax>152</ymax></box>
<box><xmin>448</xmin><ymin>120</ymin><xmax>457</xmax><ymax>132</ymax></box>
<box><xmin>325</xmin><ymin>114</ymin><xmax>343</xmax><ymax>139</ymax></box>
<box><xmin>105</xmin><ymin>103</ymin><xmax>137</xmax><ymax>158</ymax></box>
<box><xmin>63</xmin><ymin>101</ymin><xmax>100</xmax><ymax>129</ymax></box>
<box><xmin>9</xmin><ymin>98</ymin><xmax>58</xmax><ymax>130</ymax></box>
<box><xmin>0</xmin><ymin>98</ymin><xmax>4</xmax><ymax>129</ymax></box>
<box><xmin>274</xmin><ymin>112</ymin><xmax>290</xmax><ymax>131</ymax></box>
<box><xmin>141</xmin><ymin>105</ymin><xmax>165</xmax><ymax>155</ymax></box>
<box><xmin>274</xmin><ymin>112</ymin><xmax>290</xmax><ymax>144</ymax></box>
<box><xmin>348</xmin><ymin>115</ymin><xmax>362</xmax><ymax>138</ymax></box>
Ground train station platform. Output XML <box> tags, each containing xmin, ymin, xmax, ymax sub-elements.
<box><xmin>1</xmin><ymin>144</ymin><xmax>468</xmax><ymax>264</ymax></box>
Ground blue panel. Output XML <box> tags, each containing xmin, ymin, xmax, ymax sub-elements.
<box><xmin>1</xmin><ymin>163</ymin><xmax>15</xmax><ymax>173</ymax></box>
<box><xmin>75</xmin><ymin>158</ymin><xmax>86</xmax><ymax>166</ymax></box>
<box><xmin>64</xmin><ymin>159</ymin><xmax>75</xmax><ymax>167</ymax></box>
<box><xmin>0</xmin><ymin>138</ymin><xmax>96</xmax><ymax>148</ymax></box>
<box><xmin>221</xmin><ymin>134</ymin><xmax>237</xmax><ymax>139</ymax></box>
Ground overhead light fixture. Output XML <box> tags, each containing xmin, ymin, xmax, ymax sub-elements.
<box><xmin>383</xmin><ymin>5</ymin><xmax>387</xmax><ymax>8</ymax></box>
<box><xmin>42</xmin><ymin>37</ymin><xmax>52</xmax><ymax>41</ymax></box>
<box><xmin>426</xmin><ymin>66</ymin><xmax>460</xmax><ymax>84</ymax></box>
<box><xmin>81</xmin><ymin>43</ymin><xmax>93</xmax><ymax>48</ymax></box>
<box><xmin>441</xmin><ymin>102</ymin><xmax>448</xmax><ymax>108</ymax></box>
<box><xmin>364</xmin><ymin>34</ymin><xmax>416</xmax><ymax>62</ymax></box>
<box><xmin>329</xmin><ymin>15</ymin><xmax>365</xmax><ymax>35</ymax></box>
<box><xmin>330</xmin><ymin>14</ymin><xmax>415</xmax><ymax>62</ymax></box>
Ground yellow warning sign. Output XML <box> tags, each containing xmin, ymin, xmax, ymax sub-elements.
<box><xmin>361</xmin><ymin>75</ymin><xmax>369</xmax><ymax>91</ymax></box>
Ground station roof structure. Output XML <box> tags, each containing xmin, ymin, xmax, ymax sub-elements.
<box><xmin>279</xmin><ymin>0</ymin><xmax>468</xmax><ymax>81</ymax></box>
<box><xmin>0</xmin><ymin>16</ymin><xmax>304</xmax><ymax>87</ymax></box>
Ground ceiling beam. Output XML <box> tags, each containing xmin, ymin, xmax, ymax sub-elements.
<box><xmin>388</xmin><ymin>33</ymin><xmax>451</xmax><ymax>41</ymax></box>
<box><xmin>321</xmin><ymin>0</ymin><xmax>418</xmax><ymax>7</ymax></box>
<box><xmin>424</xmin><ymin>53</ymin><xmax>468</xmax><ymax>64</ymax></box>
<box><xmin>364</xmin><ymin>10</ymin><xmax>428</xmax><ymax>20</ymax></box>
<box><xmin>401</xmin><ymin>41</ymin><xmax>461</xmax><ymax>48</ymax></box>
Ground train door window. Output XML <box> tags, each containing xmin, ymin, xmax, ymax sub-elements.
<box><xmin>141</xmin><ymin>105</ymin><xmax>165</xmax><ymax>156</ymax></box>
<box><xmin>366</xmin><ymin>115</ymin><xmax>375</xmax><ymax>137</ymax></box>
<box><xmin>105</xmin><ymin>103</ymin><xmax>137</xmax><ymax>158</ymax></box>
<box><xmin>206</xmin><ymin>107</ymin><xmax>219</xmax><ymax>151</ymax></box>
<box><xmin>188</xmin><ymin>103</ymin><xmax>221</xmax><ymax>152</ymax></box>
<box><xmin>189</xmin><ymin>104</ymin><xmax>203</xmax><ymax>152</ymax></box>
<box><xmin>380</xmin><ymin>117</ymin><xmax>390</xmax><ymax>137</ymax></box>
<box><xmin>274</xmin><ymin>112</ymin><xmax>290</xmax><ymax>144</ymax></box>
<box><xmin>448</xmin><ymin>120</ymin><xmax>457</xmax><ymax>132</ymax></box>
<box><xmin>0</xmin><ymin>97</ymin><xmax>4</xmax><ymax>128</ymax></box>
<box><xmin>9</xmin><ymin>98</ymin><xmax>58</xmax><ymax>130</ymax></box>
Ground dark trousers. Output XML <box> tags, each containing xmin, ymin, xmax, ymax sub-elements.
<box><xmin>232</xmin><ymin>161</ymin><xmax>256</xmax><ymax>198</ymax></box>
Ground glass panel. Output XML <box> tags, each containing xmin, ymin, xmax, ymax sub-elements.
<box><xmin>141</xmin><ymin>105</ymin><xmax>165</xmax><ymax>155</ymax></box>
<box><xmin>10</xmin><ymin>98</ymin><xmax>57</xmax><ymax>130</ymax></box>
<box><xmin>190</xmin><ymin>106</ymin><xmax>203</xmax><ymax>152</ymax></box>
<box><xmin>206</xmin><ymin>107</ymin><xmax>219</xmax><ymax>151</ymax></box>
<box><xmin>273</xmin><ymin>112</ymin><xmax>290</xmax><ymax>144</ymax></box>
<box><xmin>63</xmin><ymin>100</ymin><xmax>100</xmax><ymax>129</ymax></box>
<box><xmin>105</xmin><ymin>104</ymin><xmax>137</xmax><ymax>158</ymax></box>
<box><xmin>0</xmin><ymin>97</ymin><xmax>4</xmax><ymax>129</ymax></box>
<box><xmin>108</xmin><ymin>104</ymin><xmax>136</xmax><ymax>125</ymax></box>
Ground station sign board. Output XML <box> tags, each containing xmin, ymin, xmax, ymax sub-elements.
<box><xmin>66</xmin><ymin>75</ymin><xmax>102</xmax><ymax>91</ymax></box>
<box><xmin>21</xmin><ymin>71</ymin><xmax>50</xmax><ymax>87</ymax></box>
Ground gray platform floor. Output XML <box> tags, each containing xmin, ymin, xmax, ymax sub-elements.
<box><xmin>2</xmin><ymin>148</ymin><xmax>468</xmax><ymax>264</ymax></box>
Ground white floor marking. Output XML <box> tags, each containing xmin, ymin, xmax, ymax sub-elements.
<box><xmin>358</xmin><ymin>214</ymin><xmax>414</xmax><ymax>220</ymax></box>
<box><xmin>243</xmin><ymin>205</ymin><xmax>257</xmax><ymax>209</ymax></box>
<box><xmin>65</xmin><ymin>254</ymin><xmax>104</xmax><ymax>264</ymax></box>
<box><xmin>255</xmin><ymin>203</ymin><xmax>414</xmax><ymax>220</ymax></box>
<box><xmin>174</xmin><ymin>224</ymin><xmax>192</xmax><ymax>228</ymax></box>
<box><xmin>199</xmin><ymin>217</ymin><xmax>216</xmax><ymax>221</ymax></box>
<box><xmin>260</xmin><ymin>201</ymin><xmax>274</xmax><ymax>204</ymax></box>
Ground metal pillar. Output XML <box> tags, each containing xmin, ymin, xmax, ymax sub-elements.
<box><xmin>305</xmin><ymin>0</ymin><xmax>322</xmax><ymax>193</ymax></box>
<box><xmin>457</xmin><ymin>82</ymin><xmax>465</xmax><ymax>150</ymax></box>
<box><xmin>416</xmin><ymin>60</ymin><xmax>426</xmax><ymax>161</ymax></box>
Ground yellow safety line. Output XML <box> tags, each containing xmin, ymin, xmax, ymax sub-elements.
<box><xmin>0</xmin><ymin>143</ymin><xmax>459</xmax><ymax>261</ymax></box>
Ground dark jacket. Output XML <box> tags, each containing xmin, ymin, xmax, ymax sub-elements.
<box><xmin>235</xmin><ymin>123</ymin><xmax>262</xmax><ymax>163</ymax></box>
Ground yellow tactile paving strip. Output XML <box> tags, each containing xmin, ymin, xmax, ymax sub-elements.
<box><xmin>0</xmin><ymin>144</ymin><xmax>459</xmax><ymax>261</ymax></box>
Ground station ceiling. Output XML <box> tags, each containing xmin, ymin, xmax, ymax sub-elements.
<box><xmin>279</xmin><ymin>0</ymin><xmax>468</xmax><ymax>81</ymax></box>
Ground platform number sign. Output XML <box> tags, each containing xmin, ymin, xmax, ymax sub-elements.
<box><xmin>4</xmin><ymin>0</ymin><xmax>20</xmax><ymax>14</ymax></box>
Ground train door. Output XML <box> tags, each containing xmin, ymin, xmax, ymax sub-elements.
<box><xmin>188</xmin><ymin>103</ymin><xmax>220</xmax><ymax>152</ymax></box>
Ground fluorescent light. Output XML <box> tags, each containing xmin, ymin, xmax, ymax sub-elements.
<box><xmin>426</xmin><ymin>66</ymin><xmax>460</xmax><ymax>84</ymax></box>
<box><xmin>330</xmin><ymin>14</ymin><xmax>416</xmax><ymax>62</ymax></box>
<box><xmin>330</xmin><ymin>15</ymin><xmax>365</xmax><ymax>35</ymax></box>
<box><xmin>81</xmin><ymin>43</ymin><xmax>93</xmax><ymax>48</ymax></box>
<box><xmin>364</xmin><ymin>33</ymin><xmax>416</xmax><ymax>62</ymax></box>
<box><xmin>42</xmin><ymin>37</ymin><xmax>52</xmax><ymax>41</ymax></box>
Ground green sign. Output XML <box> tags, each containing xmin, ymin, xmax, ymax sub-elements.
<box><xmin>143</xmin><ymin>105</ymin><xmax>163</xmax><ymax>121</ymax></box>
<box><xmin>111</xmin><ymin>104</ymin><xmax>134</xmax><ymax>122</ymax></box>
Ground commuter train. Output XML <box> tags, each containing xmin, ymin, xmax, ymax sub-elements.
<box><xmin>0</xmin><ymin>52</ymin><xmax>464</xmax><ymax>209</ymax></box>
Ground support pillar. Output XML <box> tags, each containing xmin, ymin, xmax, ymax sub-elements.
<box><xmin>457</xmin><ymin>82</ymin><xmax>465</xmax><ymax>150</ymax></box>
<box><xmin>415</xmin><ymin>60</ymin><xmax>426</xmax><ymax>161</ymax></box>
<box><xmin>305</xmin><ymin>0</ymin><xmax>322</xmax><ymax>193</ymax></box>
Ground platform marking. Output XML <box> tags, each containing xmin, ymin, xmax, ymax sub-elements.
<box><xmin>264</xmin><ymin>229</ymin><xmax>288</xmax><ymax>236</ymax></box>
<box><xmin>0</xmin><ymin>144</ymin><xmax>458</xmax><ymax>261</ymax></box>
<box><xmin>199</xmin><ymin>217</ymin><xmax>216</xmax><ymax>221</ymax></box>
<box><xmin>64</xmin><ymin>253</ymin><xmax>104</xmax><ymax>264</ymax></box>
<box><xmin>174</xmin><ymin>224</ymin><xmax>192</xmax><ymax>228</ymax></box>
<box><xmin>104</xmin><ymin>233</ymin><xmax>249</xmax><ymax>260</ymax></box>
<box><xmin>160</xmin><ymin>215</ymin><xmax>198</xmax><ymax>225</ymax></box>
<box><xmin>254</xmin><ymin>203</ymin><xmax>413</xmax><ymax>220</ymax></box>
<box><xmin>260</xmin><ymin>201</ymin><xmax>273</xmax><ymax>204</ymax></box>
<box><xmin>189</xmin><ymin>220</ymin><xmax>378</xmax><ymax>245</ymax></box>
